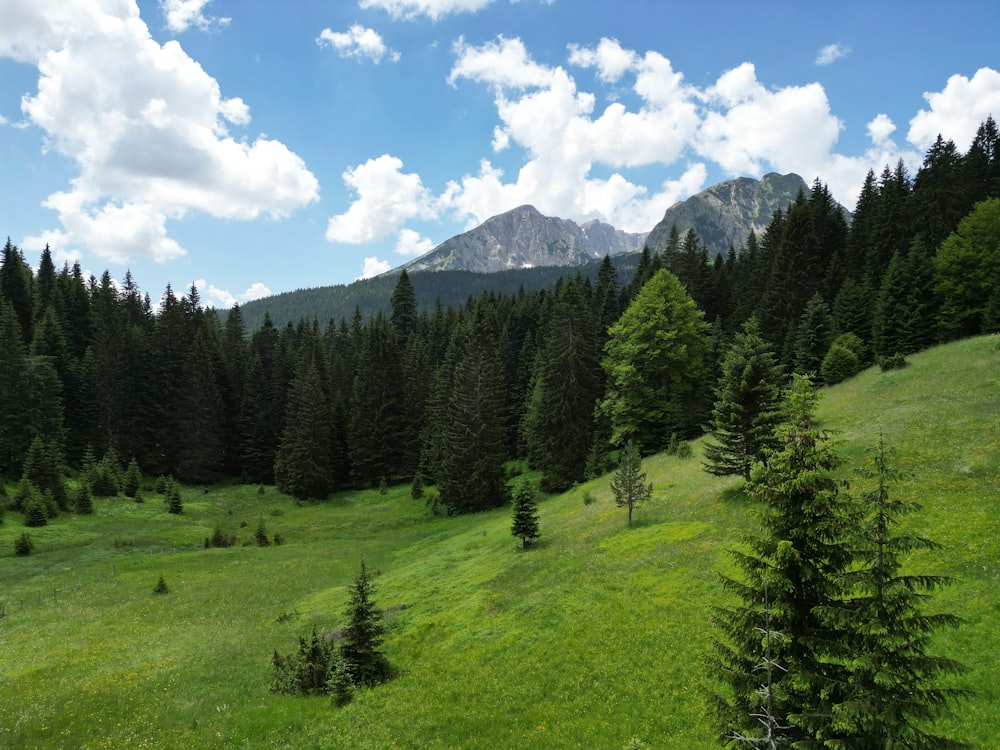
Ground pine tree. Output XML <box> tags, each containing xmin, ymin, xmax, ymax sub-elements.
<box><xmin>255</xmin><ymin>516</ymin><xmax>270</xmax><ymax>547</ymax></box>
<box><xmin>703</xmin><ymin>318</ymin><xmax>786</xmax><ymax>480</ymax></box>
<box><xmin>339</xmin><ymin>560</ymin><xmax>390</xmax><ymax>688</ymax></box>
<box><xmin>818</xmin><ymin>433</ymin><xmax>970</xmax><ymax>748</ymax></box>
<box><xmin>510</xmin><ymin>479</ymin><xmax>540</xmax><ymax>548</ymax></box>
<box><xmin>710</xmin><ymin>375</ymin><xmax>854</xmax><ymax>745</ymax></box>
<box><xmin>389</xmin><ymin>269</ymin><xmax>418</xmax><ymax>345</ymax></box>
<box><xmin>610</xmin><ymin>441</ymin><xmax>652</xmax><ymax>527</ymax></box>
<box><xmin>122</xmin><ymin>457</ymin><xmax>142</xmax><ymax>499</ymax></box>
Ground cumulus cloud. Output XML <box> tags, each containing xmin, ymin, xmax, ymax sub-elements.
<box><xmin>695</xmin><ymin>62</ymin><xmax>844</xmax><ymax>177</ymax></box>
<box><xmin>568</xmin><ymin>37</ymin><xmax>637</xmax><ymax>83</ymax></box>
<box><xmin>160</xmin><ymin>0</ymin><xmax>230</xmax><ymax>33</ymax></box>
<box><xmin>359</xmin><ymin>256</ymin><xmax>393</xmax><ymax>279</ymax></box>
<box><xmin>908</xmin><ymin>67</ymin><xmax>1000</xmax><ymax>151</ymax></box>
<box><xmin>325</xmin><ymin>154</ymin><xmax>436</xmax><ymax>243</ymax></box>
<box><xmin>395</xmin><ymin>228</ymin><xmax>435</xmax><ymax>256</ymax></box>
<box><xmin>6</xmin><ymin>0</ymin><xmax>318</xmax><ymax>265</ymax></box>
<box><xmin>194</xmin><ymin>279</ymin><xmax>273</xmax><ymax>308</ymax></box>
<box><xmin>317</xmin><ymin>25</ymin><xmax>399</xmax><ymax>63</ymax></box>
<box><xmin>360</xmin><ymin>0</ymin><xmax>498</xmax><ymax>21</ymax></box>
<box><xmin>816</xmin><ymin>43</ymin><xmax>849</xmax><ymax>66</ymax></box>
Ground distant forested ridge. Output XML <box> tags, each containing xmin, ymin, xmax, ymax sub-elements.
<box><xmin>237</xmin><ymin>255</ymin><xmax>642</xmax><ymax>332</ymax></box>
<box><xmin>1</xmin><ymin>117</ymin><xmax>998</xmax><ymax>505</ymax></box>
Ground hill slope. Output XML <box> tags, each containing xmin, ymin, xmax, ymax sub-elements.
<box><xmin>1</xmin><ymin>336</ymin><xmax>996</xmax><ymax>749</ymax></box>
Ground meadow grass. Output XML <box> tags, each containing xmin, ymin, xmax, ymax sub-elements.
<box><xmin>0</xmin><ymin>334</ymin><xmax>997</xmax><ymax>749</ymax></box>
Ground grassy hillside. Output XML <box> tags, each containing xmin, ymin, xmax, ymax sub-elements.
<box><xmin>1</xmin><ymin>335</ymin><xmax>997</xmax><ymax>749</ymax></box>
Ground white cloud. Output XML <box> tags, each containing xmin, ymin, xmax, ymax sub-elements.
<box><xmin>360</xmin><ymin>0</ymin><xmax>496</xmax><ymax>21</ymax></box>
<box><xmin>359</xmin><ymin>256</ymin><xmax>393</xmax><ymax>279</ymax></box>
<box><xmin>449</xmin><ymin>35</ymin><xmax>560</xmax><ymax>89</ymax></box>
<box><xmin>908</xmin><ymin>67</ymin><xmax>1000</xmax><ymax>151</ymax></box>
<box><xmin>5</xmin><ymin>0</ymin><xmax>318</xmax><ymax>265</ymax></box>
<box><xmin>816</xmin><ymin>43</ymin><xmax>849</xmax><ymax>66</ymax></box>
<box><xmin>867</xmin><ymin>113</ymin><xmax>896</xmax><ymax>145</ymax></box>
<box><xmin>317</xmin><ymin>25</ymin><xmax>399</xmax><ymax>63</ymax></box>
<box><xmin>325</xmin><ymin>154</ymin><xmax>436</xmax><ymax>243</ymax></box>
<box><xmin>395</xmin><ymin>228</ymin><xmax>435</xmax><ymax>256</ymax></box>
<box><xmin>568</xmin><ymin>37</ymin><xmax>637</xmax><ymax>83</ymax></box>
<box><xmin>194</xmin><ymin>279</ymin><xmax>273</xmax><ymax>308</ymax></box>
<box><xmin>695</xmin><ymin>62</ymin><xmax>844</xmax><ymax>178</ymax></box>
<box><xmin>159</xmin><ymin>0</ymin><xmax>230</xmax><ymax>33</ymax></box>
<box><xmin>242</xmin><ymin>282</ymin><xmax>272</xmax><ymax>301</ymax></box>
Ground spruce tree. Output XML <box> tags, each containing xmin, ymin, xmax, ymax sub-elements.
<box><xmin>610</xmin><ymin>441</ymin><xmax>652</xmax><ymax>527</ymax></box>
<box><xmin>710</xmin><ymin>375</ymin><xmax>854</xmax><ymax>745</ymax></box>
<box><xmin>433</xmin><ymin>308</ymin><xmax>510</xmax><ymax>514</ymax></box>
<box><xmin>792</xmin><ymin>292</ymin><xmax>834</xmax><ymax>378</ymax></box>
<box><xmin>510</xmin><ymin>479</ymin><xmax>540</xmax><ymax>548</ymax></box>
<box><xmin>75</xmin><ymin>482</ymin><xmax>93</xmax><ymax>515</ymax></box>
<box><xmin>521</xmin><ymin>279</ymin><xmax>600</xmax><ymax>491</ymax></box>
<box><xmin>819</xmin><ymin>433</ymin><xmax>970</xmax><ymax>748</ymax></box>
<box><xmin>274</xmin><ymin>355</ymin><xmax>335</xmax><ymax>501</ymax></box>
<box><xmin>339</xmin><ymin>560</ymin><xmax>390</xmax><ymax>688</ymax></box>
<box><xmin>703</xmin><ymin>318</ymin><xmax>786</xmax><ymax>480</ymax></box>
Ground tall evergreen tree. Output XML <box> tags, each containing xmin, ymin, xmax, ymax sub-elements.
<box><xmin>819</xmin><ymin>433</ymin><xmax>970</xmax><ymax>749</ymax></box>
<box><xmin>0</xmin><ymin>239</ymin><xmax>34</xmax><ymax>346</ymax></box>
<box><xmin>389</xmin><ymin>269</ymin><xmax>418</xmax><ymax>345</ymax></box>
<box><xmin>176</xmin><ymin>320</ymin><xmax>225</xmax><ymax>483</ymax></box>
<box><xmin>0</xmin><ymin>301</ymin><xmax>29</xmax><ymax>476</ymax></box>
<box><xmin>703</xmin><ymin>318</ymin><xmax>786</xmax><ymax>480</ymax></box>
<box><xmin>792</xmin><ymin>292</ymin><xmax>834</xmax><ymax>378</ymax></box>
<box><xmin>432</xmin><ymin>307</ymin><xmax>510</xmax><ymax>514</ymax></box>
<box><xmin>710</xmin><ymin>375</ymin><xmax>854</xmax><ymax>745</ymax></box>
<box><xmin>348</xmin><ymin>314</ymin><xmax>404</xmax><ymax>485</ymax></box>
<box><xmin>522</xmin><ymin>278</ymin><xmax>601</xmax><ymax>491</ymax></box>
<box><xmin>274</xmin><ymin>353</ymin><xmax>335</xmax><ymax>501</ymax></box>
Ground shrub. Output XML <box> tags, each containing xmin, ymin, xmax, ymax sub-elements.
<box><xmin>822</xmin><ymin>342</ymin><xmax>862</xmax><ymax>385</ymax></box>
<box><xmin>14</xmin><ymin>531</ymin><xmax>34</xmax><ymax>556</ymax></box>
<box><xmin>271</xmin><ymin>625</ymin><xmax>336</xmax><ymax>696</ymax></box>
<box><xmin>410</xmin><ymin>473</ymin><xmax>424</xmax><ymax>500</ymax></box>
<box><xmin>155</xmin><ymin>475</ymin><xmax>168</xmax><ymax>494</ymax></box>
<box><xmin>273</xmin><ymin>532</ymin><xmax>284</xmax><ymax>545</ymax></box>
<box><xmin>205</xmin><ymin>526</ymin><xmax>236</xmax><ymax>549</ymax></box>
<box><xmin>675</xmin><ymin>441</ymin><xmax>693</xmax><ymax>459</ymax></box>
<box><xmin>582</xmin><ymin>491</ymin><xmax>596</xmax><ymax>506</ymax></box>
<box><xmin>153</xmin><ymin>574</ymin><xmax>169</xmax><ymax>595</ymax></box>
<box><xmin>879</xmin><ymin>353</ymin><xmax>909</xmax><ymax>371</ymax></box>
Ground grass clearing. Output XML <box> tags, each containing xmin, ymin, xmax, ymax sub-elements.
<box><xmin>1</xmin><ymin>335</ymin><xmax>997</xmax><ymax>748</ymax></box>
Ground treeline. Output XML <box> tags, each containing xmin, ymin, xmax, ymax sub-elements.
<box><xmin>0</xmin><ymin>117</ymin><xmax>997</xmax><ymax>512</ymax></box>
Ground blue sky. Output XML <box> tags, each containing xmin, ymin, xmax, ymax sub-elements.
<box><xmin>1</xmin><ymin>0</ymin><xmax>998</xmax><ymax>308</ymax></box>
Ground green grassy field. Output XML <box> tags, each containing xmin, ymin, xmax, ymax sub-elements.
<box><xmin>1</xmin><ymin>335</ymin><xmax>997</xmax><ymax>749</ymax></box>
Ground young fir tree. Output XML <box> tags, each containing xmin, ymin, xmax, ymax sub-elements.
<box><xmin>122</xmin><ymin>457</ymin><xmax>142</xmax><ymax>499</ymax></box>
<box><xmin>74</xmin><ymin>482</ymin><xmax>93</xmax><ymax>514</ymax></box>
<box><xmin>166</xmin><ymin>480</ymin><xmax>183</xmax><ymax>514</ymax></box>
<box><xmin>510</xmin><ymin>479</ymin><xmax>540</xmax><ymax>549</ymax></box>
<box><xmin>703</xmin><ymin>318</ymin><xmax>786</xmax><ymax>480</ymax></box>
<box><xmin>338</xmin><ymin>560</ymin><xmax>390</xmax><ymax>688</ymax></box>
<box><xmin>610</xmin><ymin>441</ymin><xmax>652</xmax><ymax>527</ymax></box>
<box><xmin>710</xmin><ymin>374</ymin><xmax>854</xmax><ymax>745</ymax></box>
<box><xmin>818</xmin><ymin>433</ymin><xmax>970</xmax><ymax>748</ymax></box>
